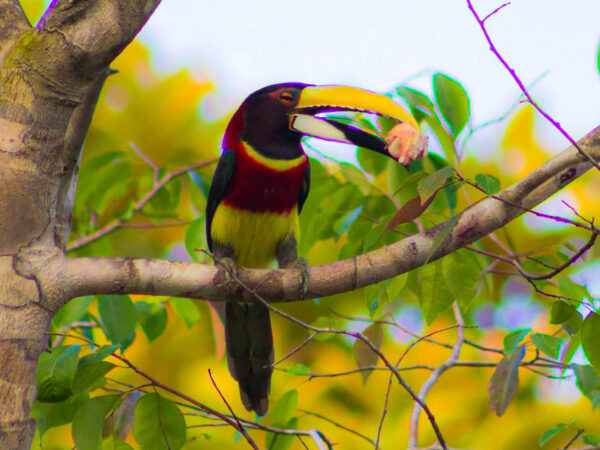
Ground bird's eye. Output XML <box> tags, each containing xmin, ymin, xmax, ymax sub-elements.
<box><xmin>279</xmin><ymin>91</ymin><xmax>295</xmax><ymax>103</ymax></box>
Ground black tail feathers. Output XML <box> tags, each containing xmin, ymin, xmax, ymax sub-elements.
<box><xmin>225</xmin><ymin>302</ymin><xmax>273</xmax><ymax>416</ymax></box>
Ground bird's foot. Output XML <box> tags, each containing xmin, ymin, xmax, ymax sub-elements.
<box><xmin>216</xmin><ymin>256</ymin><xmax>240</xmax><ymax>296</ymax></box>
<box><xmin>290</xmin><ymin>257</ymin><xmax>309</xmax><ymax>299</ymax></box>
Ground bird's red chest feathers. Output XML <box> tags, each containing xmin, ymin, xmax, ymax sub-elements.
<box><xmin>223</xmin><ymin>145</ymin><xmax>308</xmax><ymax>213</ymax></box>
<box><xmin>221</xmin><ymin>105</ymin><xmax>308</xmax><ymax>213</ymax></box>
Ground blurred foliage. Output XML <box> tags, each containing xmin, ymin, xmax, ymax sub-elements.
<box><xmin>21</xmin><ymin>0</ymin><xmax>600</xmax><ymax>447</ymax></box>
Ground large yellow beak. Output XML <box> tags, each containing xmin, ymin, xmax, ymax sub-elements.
<box><xmin>290</xmin><ymin>84</ymin><xmax>426</xmax><ymax>163</ymax></box>
<box><xmin>295</xmin><ymin>85</ymin><xmax>419</xmax><ymax>127</ymax></box>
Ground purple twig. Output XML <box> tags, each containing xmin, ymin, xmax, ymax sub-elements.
<box><xmin>466</xmin><ymin>0</ymin><xmax>600</xmax><ymax>172</ymax></box>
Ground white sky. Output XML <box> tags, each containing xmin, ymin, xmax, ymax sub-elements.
<box><xmin>138</xmin><ymin>0</ymin><xmax>600</xmax><ymax>155</ymax></box>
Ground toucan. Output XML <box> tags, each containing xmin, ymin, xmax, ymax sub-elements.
<box><xmin>206</xmin><ymin>82</ymin><xmax>425</xmax><ymax>416</ymax></box>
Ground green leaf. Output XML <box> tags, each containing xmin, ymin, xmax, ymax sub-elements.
<box><xmin>582</xmin><ymin>312</ymin><xmax>600</xmax><ymax>375</ymax></box>
<box><xmin>488</xmin><ymin>345</ymin><xmax>525</xmax><ymax>416</ymax></box>
<box><xmin>503</xmin><ymin>329</ymin><xmax>531</xmax><ymax>357</ymax></box>
<box><xmin>79</xmin><ymin>345</ymin><xmax>120</xmax><ymax>369</ymax></box>
<box><xmin>72</xmin><ymin>361</ymin><xmax>115</xmax><ymax>395</ymax></box>
<box><xmin>563</xmin><ymin>310</ymin><xmax>583</xmax><ymax>335</ymax></box>
<box><xmin>418</xmin><ymin>166</ymin><xmax>454</xmax><ymax>202</ymax></box>
<box><xmin>78</xmin><ymin>152</ymin><xmax>127</xmax><ymax>181</ymax></box>
<box><xmin>135</xmin><ymin>301</ymin><xmax>168</xmax><ymax>342</ymax></box>
<box><xmin>36</xmin><ymin>345</ymin><xmax>80</xmax><ymax>402</ymax></box>
<box><xmin>170</xmin><ymin>297</ymin><xmax>201</xmax><ymax>328</ymax></box>
<box><xmin>530</xmin><ymin>333</ymin><xmax>562</xmax><ymax>359</ymax></box>
<box><xmin>385</xmin><ymin>195</ymin><xmax>435</xmax><ymax>230</ymax></box>
<box><xmin>271</xmin><ymin>389</ymin><xmax>298</xmax><ymax>424</ymax></box>
<box><xmin>339</xmin><ymin>163</ymin><xmax>375</xmax><ymax>195</ymax></box>
<box><xmin>363</xmin><ymin>220</ymin><xmax>388</xmax><ymax>252</ymax></box>
<box><xmin>52</xmin><ymin>296</ymin><xmax>93</xmax><ymax>330</ymax></box>
<box><xmin>285</xmin><ymin>363</ymin><xmax>311</xmax><ymax>376</ymax></box>
<box><xmin>189</xmin><ymin>170</ymin><xmax>211</xmax><ymax>198</ymax></box>
<box><xmin>353</xmin><ymin>323</ymin><xmax>384</xmax><ymax>384</ymax></box>
<box><xmin>538</xmin><ymin>424</ymin><xmax>568</xmax><ymax>447</ymax></box>
<box><xmin>597</xmin><ymin>41</ymin><xmax>600</xmax><ymax>74</ymax></box>
<box><xmin>103</xmin><ymin>392</ymin><xmax>140</xmax><ymax>441</ymax></box>
<box><xmin>420</xmin><ymin>261</ymin><xmax>454</xmax><ymax>324</ymax></box>
<box><xmin>583</xmin><ymin>434</ymin><xmax>600</xmax><ymax>446</ymax></box>
<box><xmin>134</xmin><ymin>393</ymin><xmax>186</xmax><ymax>450</ymax></box>
<box><xmin>73</xmin><ymin>395</ymin><xmax>121</xmax><ymax>450</ymax></box>
<box><xmin>339</xmin><ymin>217</ymin><xmax>372</xmax><ymax>259</ymax></box>
<box><xmin>266</xmin><ymin>418</ymin><xmax>298</xmax><ymax>450</ymax></box>
<box><xmin>424</xmin><ymin>115</ymin><xmax>457</xmax><ymax>161</ymax></box>
<box><xmin>89</xmin><ymin>160</ymin><xmax>131</xmax><ymax>212</ymax></box>
<box><xmin>358</xmin><ymin>147</ymin><xmax>388</xmax><ymax>176</ymax></box>
<box><xmin>103</xmin><ymin>434</ymin><xmax>134</xmax><ymax>450</ymax></box>
<box><xmin>97</xmin><ymin>295</ymin><xmax>138</xmax><ymax>347</ymax></box>
<box><xmin>184</xmin><ymin>217</ymin><xmax>207</xmax><ymax>262</ymax></box>
<box><xmin>558</xmin><ymin>276</ymin><xmax>589</xmax><ymax>301</ymax></box>
<box><xmin>592</xmin><ymin>391</ymin><xmax>600</xmax><ymax>409</ymax></box>
<box><xmin>423</xmin><ymin>214</ymin><xmax>460</xmax><ymax>268</ymax></box>
<box><xmin>145</xmin><ymin>176</ymin><xmax>181</xmax><ymax>215</ymax></box>
<box><xmin>550</xmin><ymin>299</ymin><xmax>583</xmax><ymax>335</ymax></box>
<box><xmin>31</xmin><ymin>392</ymin><xmax>88</xmax><ymax>436</ymax></box>
<box><xmin>572</xmin><ymin>364</ymin><xmax>600</xmax><ymax>397</ymax></box>
<box><xmin>75</xmin><ymin>152</ymin><xmax>126</xmax><ymax>207</ymax></box>
<box><xmin>562</xmin><ymin>335</ymin><xmax>580</xmax><ymax>365</ymax></box>
<box><xmin>433</xmin><ymin>73</ymin><xmax>470</xmax><ymax>136</ymax></box>
<box><xmin>474</xmin><ymin>174</ymin><xmax>501</xmax><ymax>195</ymax></box>
<box><xmin>396</xmin><ymin>86</ymin><xmax>436</xmax><ymax>122</ymax></box>
<box><xmin>442</xmin><ymin>250</ymin><xmax>480</xmax><ymax>311</ymax></box>
<box><xmin>386</xmin><ymin>273</ymin><xmax>408</xmax><ymax>302</ymax></box>
<box><xmin>364</xmin><ymin>279</ymin><xmax>391</xmax><ymax>316</ymax></box>
<box><xmin>550</xmin><ymin>301</ymin><xmax>576</xmax><ymax>324</ymax></box>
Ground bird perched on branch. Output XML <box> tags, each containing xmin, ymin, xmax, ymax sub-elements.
<box><xmin>206</xmin><ymin>82</ymin><xmax>426</xmax><ymax>415</ymax></box>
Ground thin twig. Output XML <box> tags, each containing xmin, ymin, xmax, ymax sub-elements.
<box><xmin>330</xmin><ymin>310</ymin><xmax>456</xmax><ymax>350</ymax></box>
<box><xmin>298</xmin><ymin>408</ymin><xmax>376</xmax><ymax>446</ymax></box>
<box><xmin>481</xmin><ymin>1</ymin><xmax>511</xmax><ymax>23</ymax></box>
<box><xmin>409</xmin><ymin>303</ymin><xmax>464</xmax><ymax>448</ymax></box>
<box><xmin>185</xmin><ymin>410</ymin><xmax>333</xmax><ymax>448</ymax></box>
<box><xmin>375</xmin><ymin>372</ymin><xmax>393</xmax><ymax>449</ymax></box>
<box><xmin>130</xmin><ymin>142</ymin><xmax>160</xmax><ymax>184</ymax></box>
<box><xmin>466</xmin><ymin>0</ymin><xmax>600</xmax><ymax>172</ymax></box>
<box><xmin>51</xmin><ymin>321</ymin><xmax>97</xmax><ymax>347</ymax></box>
<box><xmin>563</xmin><ymin>428</ymin><xmax>585</xmax><ymax>450</ymax></box>
<box><xmin>273</xmin><ymin>334</ymin><xmax>316</xmax><ymax>367</ymax></box>
<box><xmin>207</xmin><ymin>369</ymin><xmax>253</xmax><ymax>447</ymax></box>
<box><xmin>376</xmin><ymin>323</ymin><xmax>465</xmax><ymax>449</ymax></box>
<box><xmin>304</xmin><ymin>365</ymin><xmax>435</xmax><ymax>378</ymax></box>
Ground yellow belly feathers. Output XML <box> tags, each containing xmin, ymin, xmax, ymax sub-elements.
<box><xmin>210</xmin><ymin>203</ymin><xmax>299</xmax><ymax>268</ymax></box>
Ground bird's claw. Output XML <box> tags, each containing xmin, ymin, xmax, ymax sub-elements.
<box><xmin>290</xmin><ymin>257</ymin><xmax>309</xmax><ymax>299</ymax></box>
<box><xmin>216</xmin><ymin>256</ymin><xmax>239</xmax><ymax>296</ymax></box>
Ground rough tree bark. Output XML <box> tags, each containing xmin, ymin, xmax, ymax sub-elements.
<box><xmin>0</xmin><ymin>1</ymin><xmax>598</xmax><ymax>449</ymax></box>
<box><xmin>0</xmin><ymin>1</ymin><xmax>160</xmax><ymax>447</ymax></box>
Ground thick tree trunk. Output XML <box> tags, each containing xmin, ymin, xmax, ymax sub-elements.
<box><xmin>0</xmin><ymin>2</ymin><xmax>160</xmax><ymax>447</ymax></box>
<box><xmin>0</xmin><ymin>43</ymin><xmax>100</xmax><ymax>450</ymax></box>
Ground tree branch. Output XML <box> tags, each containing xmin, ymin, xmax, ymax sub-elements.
<box><xmin>48</xmin><ymin>124</ymin><xmax>600</xmax><ymax>306</ymax></box>
<box><xmin>38</xmin><ymin>0</ymin><xmax>161</xmax><ymax>75</ymax></box>
<box><xmin>466</xmin><ymin>0</ymin><xmax>600</xmax><ymax>172</ymax></box>
<box><xmin>409</xmin><ymin>303</ymin><xmax>464</xmax><ymax>448</ymax></box>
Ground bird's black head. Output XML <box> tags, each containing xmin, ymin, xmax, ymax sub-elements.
<box><xmin>236</xmin><ymin>83</ymin><xmax>312</xmax><ymax>159</ymax></box>
<box><xmin>224</xmin><ymin>82</ymin><xmax>424</xmax><ymax>161</ymax></box>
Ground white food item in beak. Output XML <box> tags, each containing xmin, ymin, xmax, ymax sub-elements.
<box><xmin>385</xmin><ymin>123</ymin><xmax>428</xmax><ymax>165</ymax></box>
